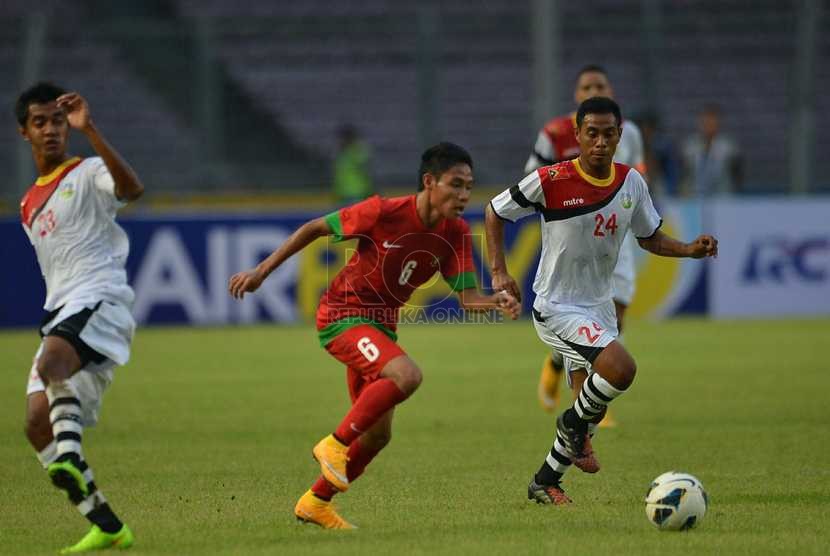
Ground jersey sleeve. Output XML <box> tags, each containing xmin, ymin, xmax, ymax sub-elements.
<box><xmin>441</xmin><ymin>219</ymin><xmax>477</xmax><ymax>292</ymax></box>
<box><xmin>489</xmin><ymin>170</ymin><xmax>545</xmax><ymax>223</ymax></box>
<box><xmin>525</xmin><ymin>130</ymin><xmax>554</xmax><ymax>173</ymax></box>
<box><xmin>89</xmin><ymin>157</ymin><xmax>127</xmax><ymax>210</ymax></box>
<box><xmin>630</xmin><ymin>171</ymin><xmax>662</xmax><ymax>239</ymax></box>
<box><xmin>323</xmin><ymin>195</ymin><xmax>382</xmax><ymax>242</ymax></box>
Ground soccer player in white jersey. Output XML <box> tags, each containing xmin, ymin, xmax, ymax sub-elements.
<box><xmin>526</xmin><ymin>65</ymin><xmax>646</xmax><ymax>424</ymax></box>
<box><xmin>486</xmin><ymin>97</ymin><xmax>717</xmax><ymax>504</ymax></box>
<box><xmin>16</xmin><ymin>82</ymin><xmax>144</xmax><ymax>552</ymax></box>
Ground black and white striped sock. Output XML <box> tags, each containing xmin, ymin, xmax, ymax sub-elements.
<box><xmin>573</xmin><ymin>373</ymin><xmax>625</xmax><ymax>421</ymax></box>
<box><xmin>36</xmin><ymin>440</ymin><xmax>122</xmax><ymax>533</ymax></box>
<box><xmin>46</xmin><ymin>382</ymin><xmax>83</xmax><ymax>463</ymax></box>
<box><xmin>75</xmin><ymin>460</ymin><xmax>123</xmax><ymax>533</ymax></box>
<box><xmin>534</xmin><ymin>434</ymin><xmax>573</xmax><ymax>486</ymax></box>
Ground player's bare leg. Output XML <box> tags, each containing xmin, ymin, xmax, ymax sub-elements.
<box><xmin>25</xmin><ymin>391</ymin><xmax>53</xmax><ymax>452</ymax></box>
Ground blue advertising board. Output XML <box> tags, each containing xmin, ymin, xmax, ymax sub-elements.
<box><xmin>1</xmin><ymin>201</ymin><xmax>712</xmax><ymax>328</ymax></box>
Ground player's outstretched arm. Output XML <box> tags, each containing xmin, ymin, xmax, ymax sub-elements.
<box><xmin>56</xmin><ymin>92</ymin><xmax>144</xmax><ymax>202</ymax></box>
<box><xmin>229</xmin><ymin>217</ymin><xmax>331</xmax><ymax>299</ymax></box>
<box><xmin>458</xmin><ymin>289</ymin><xmax>521</xmax><ymax>320</ymax></box>
<box><xmin>484</xmin><ymin>203</ymin><xmax>522</xmax><ymax>302</ymax></box>
<box><xmin>637</xmin><ymin>229</ymin><xmax>718</xmax><ymax>259</ymax></box>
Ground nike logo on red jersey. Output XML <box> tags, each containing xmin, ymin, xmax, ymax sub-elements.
<box><xmin>382</xmin><ymin>240</ymin><xmax>402</xmax><ymax>249</ymax></box>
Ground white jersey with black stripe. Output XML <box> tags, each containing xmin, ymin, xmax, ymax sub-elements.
<box><xmin>491</xmin><ymin>159</ymin><xmax>661</xmax><ymax>307</ymax></box>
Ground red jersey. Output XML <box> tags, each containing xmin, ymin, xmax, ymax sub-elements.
<box><xmin>542</xmin><ymin>113</ymin><xmax>580</xmax><ymax>162</ymax></box>
<box><xmin>317</xmin><ymin>195</ymin><xmax>476</xmax><ymax>343</ymax></box>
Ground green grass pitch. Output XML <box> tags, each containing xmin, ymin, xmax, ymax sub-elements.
<box><xmin>1</xmin><ymin>318</ymin><xmax>828</xmax><ymax>555</ymax></box>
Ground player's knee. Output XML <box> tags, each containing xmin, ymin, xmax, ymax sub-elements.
<box><xmin>382</xmin><ymin>357</ymin><xmax>423</xmax><ymax>395</ymax></box>
<box><xmin>595</xmin><ymin>345</ymin><xmax>637</xmax><ymax>390</ymax></box>
<box><xmin>615</xmin><ymin>358</ymin><xmax>637</xmax><ymax>389</ymax></box>
<box><xmin>397</xmin><ymin>363</ymin><xmax>422</xmax><ymax>395</ymax></box>
<box><xmin>35</xmin><ymin>351</ymin><xmax>72</xmax><ymax>385</ymax></box>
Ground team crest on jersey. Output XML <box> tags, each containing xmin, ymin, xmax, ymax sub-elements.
<box><xmin>548</xmin><ymin>167</ymin><xmax>569</xmax><ymax>181</ymax></box>
<box><xmin>621</xmin><ymin>193</ymin><xmax>633</xmax><ymax>209</ymax></box>
<box><xmin>59</xmin><ymin>185</ymin><xmax>75</xmax><ymax>199</ymax></box>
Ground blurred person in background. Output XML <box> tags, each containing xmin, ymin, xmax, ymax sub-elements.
<box><xmin>333</xmin><ymin>124</ymin><xmax>374</xmax><ymax>204</ymax></box>
<box><xmin>636</xmin><ymin>111</ymin><xmax>680</xmax><ymax>198</ymax></box>
<box><xmin>16</xmin><ymin>82</ymin><xmax>143</xmax><ymax>553</ymax></box>
<box><xmin>681</xmin><ymin>103</ymin><xmax>743</xmax><ymax>197</ymax></box>
<box><xmin>526</xmin><ymin>65</ymin><xmax>646</xmax><ymax>427</ymax></box>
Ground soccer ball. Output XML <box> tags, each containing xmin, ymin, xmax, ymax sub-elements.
<box><xmin>644</xmin><ymin>471</ymin><xmax>708</xmax><ymax>531</ymax></box>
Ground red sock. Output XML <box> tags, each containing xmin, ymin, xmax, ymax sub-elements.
<box><xmin>347</xmin><ymin>439</ymin><xmax>382</xmax><ymax>482</ymax></box>
<box><xmin>334</xmin><ymin>378</ymin><xmax>407</xmax><ymax>445</ymax></box>
<box><xmin>311</xmin><ymin>476</ymin><xmax>338</xmax><ymax>501</ymax></box>
<box><xmin>310</xmin><ymin>440</ymin><xmax>384</xmax><ymax>501</ymax></box>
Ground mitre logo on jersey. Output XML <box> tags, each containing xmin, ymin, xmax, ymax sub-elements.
<box><xmin>621</xmin><ymin>193</ymin><xmax>632</xmax><ymax>209</ymax></box>
<box><xmin>563</xmin><ymin>197</ymin><xmax>584</xmax><ymax>207</ymax></box>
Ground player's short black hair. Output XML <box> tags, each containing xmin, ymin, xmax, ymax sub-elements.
<box><xmin>576</xmin><ymin>64</ymin><xmax>607</xmax><ymax>81</ymax></box>
<box><xmin>576</xmin><ymin>96</ymin><xmax>622</xmax><ymax>129</ymax></box>
<box><xmin>15</xmin><ymin>82</ymin><xmax>67</xmax><ymax>126</ymax></box>
<box><xmin>417</xmin><ymin>142</ymin><xmax>473</xmax><ymax>191</ymax></box>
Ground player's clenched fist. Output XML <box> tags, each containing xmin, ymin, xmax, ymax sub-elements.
<box><xmin>228</xmin><ymin>269</ymin><xmax>265</xmax><ymax>299</ymax></box>
<box><xmin>495</xmin><ymin>290</ymin><xmax>521</xmax><ymax>320</ymax></box>
<box><xmin>688</xmin><ymin>235</ymin><xmax>718</xmax><ymax>258</ymax></box>
<box><xmin>491</xmin><ymin>270</ymin><xmax>522</xmax><ymax>303</ymax></box>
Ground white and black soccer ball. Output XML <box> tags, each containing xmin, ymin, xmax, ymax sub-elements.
<box><xmin>644</xmin><ymin>471</ymin><xmax>709</xmax><ymax>531</ymax></box>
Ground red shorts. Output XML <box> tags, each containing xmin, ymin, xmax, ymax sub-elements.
<box><xmin>324</xmin><ymin>324</ymin><xmax>406</xmax><ymax>402</ymax></box>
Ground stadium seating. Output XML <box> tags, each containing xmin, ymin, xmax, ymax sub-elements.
<box><xmin>1</xmin><ymin>0</ymin><xmax>827</xmax><ymax>200</ymax></box>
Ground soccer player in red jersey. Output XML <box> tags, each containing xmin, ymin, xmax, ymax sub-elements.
<box><xmin>229</xmin><ymin>142</ymin><xmax>520</xmax><ymax>528</ymax></box>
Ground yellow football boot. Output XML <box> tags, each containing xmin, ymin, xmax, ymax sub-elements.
<box><xmin>294</xmin><ymin>490</ymin><xmax>356</xmax><ymax>529</ymax></box>
<box><xmin>312</xmin><ymin>434</ymin><xmax>350</xmax><ymax>492</ymax></box>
